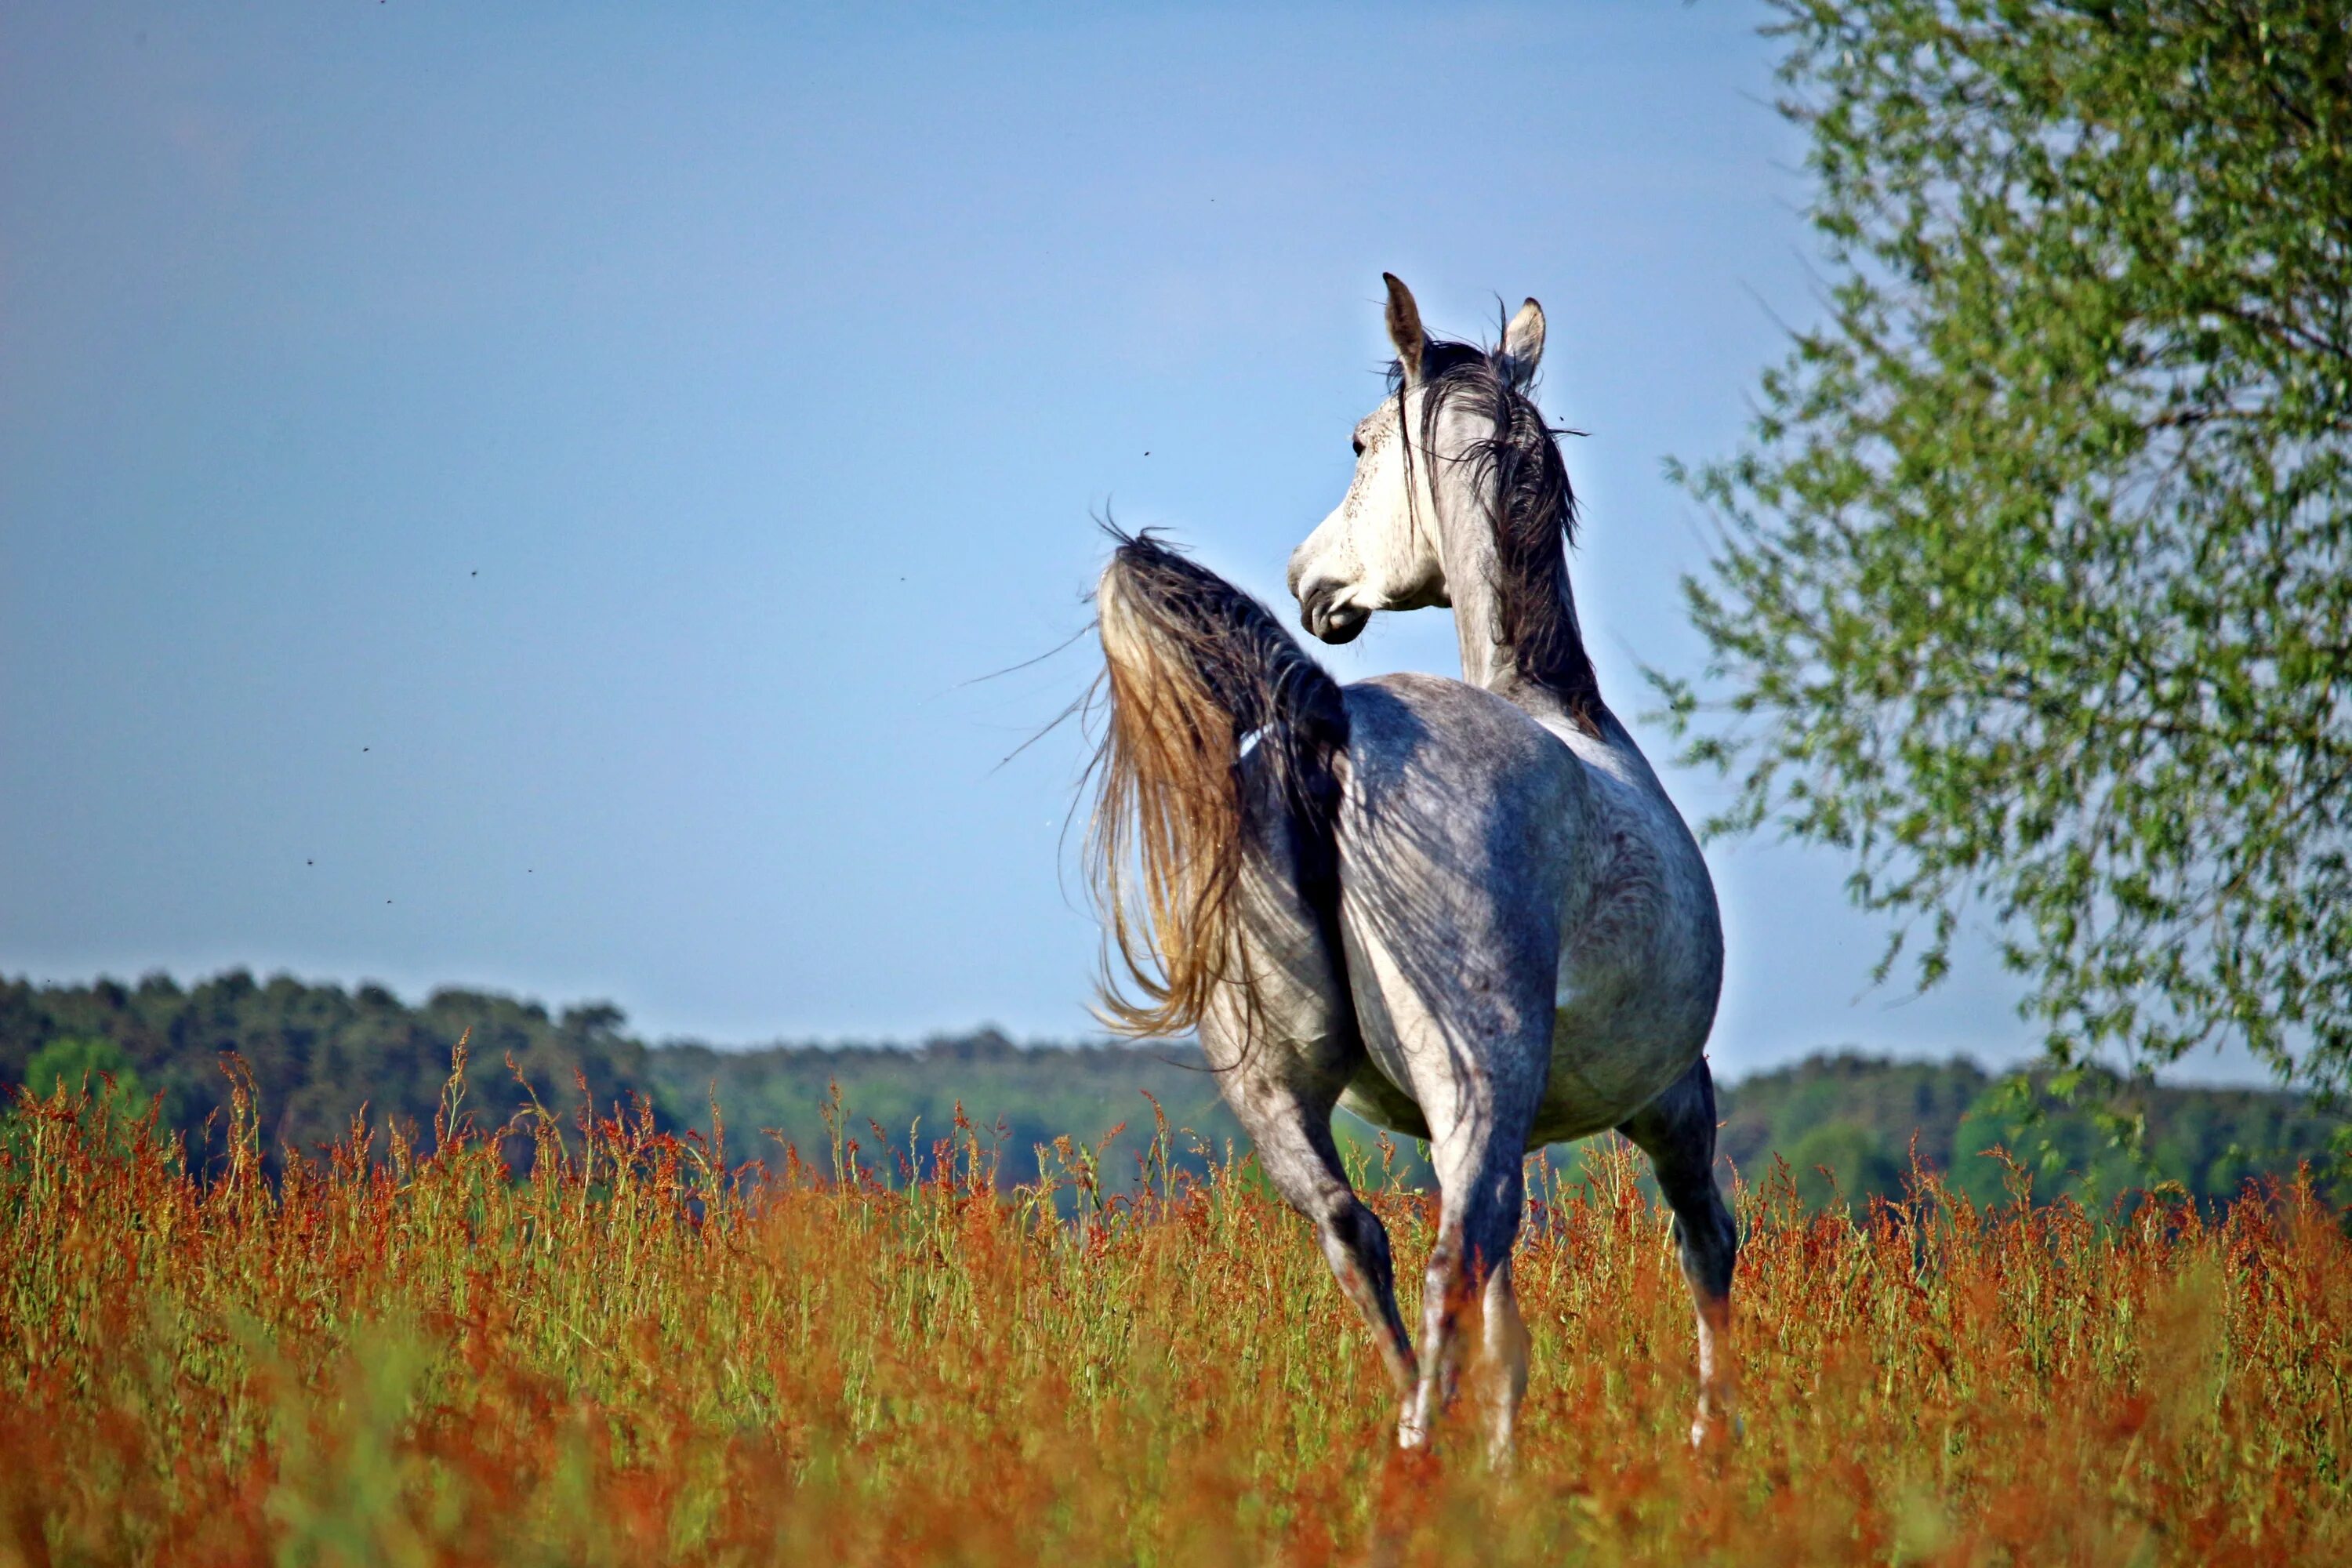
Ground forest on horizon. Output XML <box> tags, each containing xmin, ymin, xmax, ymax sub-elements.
<box><xmin>6</xmin><ymin>970</ymin><xmax>2341</xmax><ymax>1214</ymax></box>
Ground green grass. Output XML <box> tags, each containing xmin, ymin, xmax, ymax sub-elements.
<box><xmin>3</xmin><ymin>1054</ymin><xmax>2347</xmax><ymax>1565</ymax></box>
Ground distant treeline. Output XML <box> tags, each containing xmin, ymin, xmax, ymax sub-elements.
<box><xmin>0</xmin><ymin>971</ymin><xmax>1245</xmax><ymax>1188</ymax></box>
<box><xmin>4</xmin><ymin>971</ymin><xmax>2342</xmax><ymax>1209</ymax></box>
<box><xmin>1712</xmin><ymin>1051</ymin><xmax>2346</xmax><ymax>1214</ymax></box>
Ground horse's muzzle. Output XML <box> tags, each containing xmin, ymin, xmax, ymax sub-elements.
<box><xmin>1296</xmin><ymin>579</ymin><xmax>1368</xmax><ymax>644</ymax></box>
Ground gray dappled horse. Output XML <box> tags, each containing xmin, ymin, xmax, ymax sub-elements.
<box><xmin>1087</xmin><ymin>276</ymin><xmax>1736</xmax><ymax>1457</ymax></box>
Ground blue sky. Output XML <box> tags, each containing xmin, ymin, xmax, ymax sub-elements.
<box><xmin>2</xmin><ymin>2</ymin><xmax>2079</xmax><ymax>1073</ymax></box>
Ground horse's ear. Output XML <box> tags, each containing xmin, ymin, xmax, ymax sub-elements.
<box><xmin>1383</xmin><ymin>273</ymin><xmax>1428</xmax><ymax>383</ymax></box>
<box><xmin>1501</xmin><ymin>297</ymin><xmax>1545</xmax><ymax>386</ymax></box>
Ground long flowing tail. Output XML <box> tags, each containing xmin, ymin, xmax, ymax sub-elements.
<box><xmin>1087</xmin><ymin>532</ymin><xmax>1348</xmax><ymax>1039</ymax></box>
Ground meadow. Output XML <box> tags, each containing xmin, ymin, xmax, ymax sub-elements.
<box><xmin>3</xmin><ymin>1050</ymin><xmax>2347</xmax><ymax>1566</ymax></box>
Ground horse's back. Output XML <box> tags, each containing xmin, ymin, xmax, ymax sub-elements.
<box><xmin>1330</xmin><ymin>673</ymin><xmax>1722</xmax><ymax>1146</ymax></box>
<box><xmin>1330</xmin><ymin>674</ymin><xmax>1588</xmax><ymax>1145</ymax></box>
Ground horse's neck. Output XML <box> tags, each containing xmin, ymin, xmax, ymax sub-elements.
<box><xmin>1433</xmin><ymin>468</ymin><xmax>1588</xmax><ymax>731</ymax></box>
<box><xmin>1440</xmin><ymin>518</ymin><xmax>1513</xmax><ymax>692</ymax></box>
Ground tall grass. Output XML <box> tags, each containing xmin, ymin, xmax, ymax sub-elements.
<box><xmin>3</xmin><ymin>1048</ymin><xmax>2347</xmax><ymax>1566</ymax></box>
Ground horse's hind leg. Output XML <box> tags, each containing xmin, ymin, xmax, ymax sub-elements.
<box><xmin>1336</xmin><ymin>887</ymin><xmax>1553</xmax><ymax>1457</ymax></box>
<box><xmin>1201</xmin><ymin>1027</ymin><xmax>1417</xmax><ymax>1396</ymax></box>
<box><xmin>1478</xmin><ymin>1256</ymin><xmax>1530</xmax><ymax>1464</ymax></box>
<box><xmin>1198</xmin><ymin>784</ymin><xmax>1417</xmax><ymax>1398</ymax></box>
<box><xmin>1399</xmin><ymin>1084</ymin><xmax>1539</xmax><ymax>1456</ymax></box>
<box><xmin>1617</xmin><ymin>1055</ymin><xmax>1740</xmax><ymax>1448</ymax></box>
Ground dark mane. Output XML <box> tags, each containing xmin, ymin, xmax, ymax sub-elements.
<box><xmin>1386</xmin><ymin>340</ymin><xmax>1606</xmax><ymax>735</ymax></box>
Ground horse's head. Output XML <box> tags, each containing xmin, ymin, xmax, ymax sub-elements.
<box><xmin>1287</xmin><ymin>274</ymin><xmax>1545</xmax><ymax>644</ymax></box>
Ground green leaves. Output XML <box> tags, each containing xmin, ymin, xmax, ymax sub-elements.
<box><xmin>1664</xmin><ymin>0</ymin><xmax>2352</xmax><ymax>1102</ymax></box>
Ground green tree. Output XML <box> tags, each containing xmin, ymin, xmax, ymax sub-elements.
<box><xmin>21</xmin><ymin>1036</ymin><xmax>151</xmax><ymax>1107</ymax></box>
<box><xmin>1661</xmin><ymin>1</ymin><xmax>2352</xmax><ymax>1107</ymax></box>
<box><xmin>1786</xmin><ymin>1118</ymin><xmax>1905</xmax><ymax>1212</ymax></box>
<box><xmin>1950</xmin><ymin>1083</ymin><xmax>2147</xmax><ymax>1209</ymax></box>
<box><xmin>7</xmin><ymin>1036</ymin><xmax>167</xmax><ymax>1163</ymax></box>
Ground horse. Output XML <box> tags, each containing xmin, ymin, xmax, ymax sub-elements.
<box><xmin>1085</xmin><ymin>274</ymin><xmax>1736</xmax><ymax>1458</ymax></box>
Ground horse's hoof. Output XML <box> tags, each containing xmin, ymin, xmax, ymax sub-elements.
<box><xmin>1688</xmin><ymin>1410</ymin><xmax>1744</xmax><ymax>1451</ymax></box>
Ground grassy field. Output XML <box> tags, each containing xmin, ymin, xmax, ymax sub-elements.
<box><xmin>4</xmin><ymin>1054</ymin><xmax>2348</xmax><ymax>1566</ymax></box>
